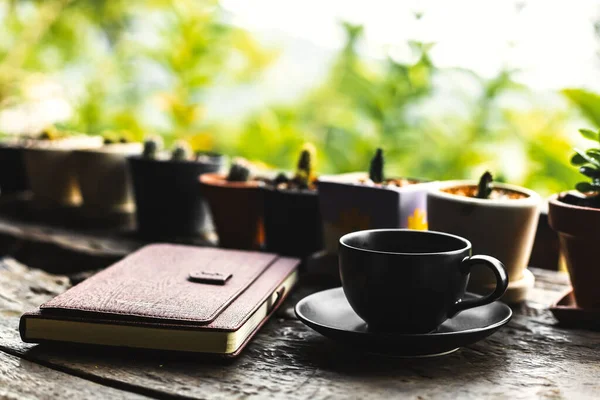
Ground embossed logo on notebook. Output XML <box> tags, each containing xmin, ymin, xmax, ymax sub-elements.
<box><xmin>188</xmin><ymin>270</ymin><xmax>233</xmax><ymax>285</ymax></box>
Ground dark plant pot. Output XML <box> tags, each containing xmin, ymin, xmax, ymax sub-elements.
<box><xmin>263</xmin><ymin>188</ymin><xmax>323</xmax><ymax>258</ymax></box>
<box><xmin>73</xmin><ymin>143</ymin><xmax>142</xmax><ymax>213</ymax></box>
<box><xmin>549</xmin><ymin>192</ymin><xmax>600</xmax><ymax>308</ymax></box>
<box><xmin>318</xmin><ymin>172</ymin><xmax>431</xmax><ymax>254</ymax></box>
<box><xmin>528</xmin><ymin>204</ymin><xmax>560</xmax><ymax>271</ymax></box>
<box><xmin>0</xmin><ymin>145</ymin><xmax>29</xmax><ymax>194</ymax></box>
<box><xmin>128</xmin><ymin>155</ymin><xmax>223</xmax><ymax>238</ymax></box>
<box><xmin>199</xmin><ymin>173</ymin><xmax>264</xmax><ymax>250</ymax></box>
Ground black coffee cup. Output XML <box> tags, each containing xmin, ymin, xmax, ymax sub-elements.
<box><xmin>339</xmin><ymin>229</ymin><xmax>508</xmax><ymax>333</ymax></box>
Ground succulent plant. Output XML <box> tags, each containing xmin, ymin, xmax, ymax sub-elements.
<box><xmin>142</xmin><ymin>136</ymin><xmax>163</xmax><ymax>159</ymax></box>
<box><xmin>476</xmin><ymin>171</ymin><xmax>493</xmax><ymax>199</ymax></box>
<box><xmin>369</xmin><ymin>148</ymin><xmax>384</xmax><ymax>183</ymax></box>
<box><xmin>102</xmin><ymin>130</ymin><xmax>130</xmax><ymax>144</ymax></box>
<box><xmin>38</xmin><ymin>126</ymin><xmax>60</xmax><ymax>140</ymax></box>
<box><xmin>171</xmin><ymin>140</ymin><xmax>192</xmax><ymax>161</ymax></box>
<box><xmin>291</xmin><ymin>143</ymin><xmax>316</xmax><ymax>189</ymax></box>
<box><xmin>226</xmin><ymin>158</ymin><xmax>251</xmax><ymax>182</ymax></box>
<box><xmin>273</xmin><ymin>172</ymin><xmax>289</xmax><ymax>186</ymax></box>
<box><xmin>571</xmin><ymin>128</ymin><xmax>600</xmax><ymax>202</ymax></box>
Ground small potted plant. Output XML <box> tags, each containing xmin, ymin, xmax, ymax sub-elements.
<box><xmin>318</xmin><ymin>148</ymin><xmax>431</xmax><ymax>254</ymax></box>
<box><xmin>427</xmin><ymin>171</ymin><xmax>540</xmax><ymax>303</ymax></box>
<box><xmin>549</xmin><ymin>128</ymin><xmax>600</xmax><ymax>308</ymax></box>
<box><xmin>128</xmin><ymin>137</ymin><xmax>224</xmax><ymax>238</ymax></box>
<box><xmin>0</xmin><ymin>134</ymin><xmax>30</xmax><ymax>195</ymax></box>
<box><xmin>262</xmin><ymin>144</ymin><xmax>324</xmax><ymax>258</ymax></box>
<box><xmin>22</xmin><ymin>126</ymin><xmax>103</xmax><ymax>206</ymax></box>
<box><xmin>199</xmin><ymin>158</ymin><xmax>265</xmax><ymax>250</ymax></box>
<box><xmin>72</xmin><ymin>131</ymin><xmax>143</xmax><ymax>214</ymax></box>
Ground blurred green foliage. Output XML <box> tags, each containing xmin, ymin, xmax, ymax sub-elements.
<box><xmin>0</xmin><ymin>0</ymin><xmax>595</xmax><ymax>196</ymax></box>
<box><xmin>227</xmin><ymin>23</ymin><xmax>583</xmax><ymax>196</ymax></box>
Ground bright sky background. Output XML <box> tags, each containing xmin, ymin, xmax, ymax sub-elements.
<box><xmin>222</xmin><ymin>0</ymin><xmax>600</xmax><ymax>91</ymax></box>
<box><xmin>3</xmin><ymin>0</ymin><xmax>600</xmax><ymax>133</ymax></box>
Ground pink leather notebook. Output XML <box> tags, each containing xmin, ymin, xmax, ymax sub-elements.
<box><xmin>20</xmin><ymin>244</ymin><xmax>299</xmax><ymax>357</ymax></box>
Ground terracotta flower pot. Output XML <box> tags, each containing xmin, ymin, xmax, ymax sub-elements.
<box><xmin>128</xmin><ymin>155</ymin><xmax>224</xmax><ymax>238</ymax></box>
<box><xmin>72</xmin><ymin>143</ymin><xmax>142</xmax><ymax>213</ymax></box>
<box><xmin>199</xmin><ymin>173</ymin><xmax>264</xmax><ymax>250</ymax></box>
<box><xmin>0</xmin><ymin>143</ymin><xmax>29</xmax><ymax>194</ymax></box>
<box><xmin>263</xmin><ymin>187</ymin><xmax>323</xmax><ymax>258</ymax></box>
<box><xmin>427</xmin><ymin>180</ymin><xmax>540</xmax><ymax>302</ymax></box>
<box><xmin>548</xmin><ymin>193</ymin><xmax>600</xmax><ymax>308</ymax></box>
<box><xmin>23</xmin><ymin>136</ymin><xmax>104</xmax><ymax>206</ymax></box>
<box><xmin>529</xmin><ymin>203</ymin><xmax>561</xmax><ymax>271</ymax></box>
<box><xmin>318</xmin><ymin>172</ymin><xmax>431</xmax><ymax>254</ymax></box>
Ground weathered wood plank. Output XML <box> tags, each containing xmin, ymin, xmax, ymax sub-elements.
<box><xmin>1</xmin><ymin>258</ymin><xmax>599</xmax><ymax>399</ymax></box>
<box><xmin>2</xmin><ymin>314</ymin><xmax>600</xmax><ymax>400</ymax></box>
<box><xmin>0</xmin><ymin>349</ymin><xmax>148</xmax><ymax>400</ymax></box>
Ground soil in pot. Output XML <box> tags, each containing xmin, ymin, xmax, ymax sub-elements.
<box><xmin>442</xmin><ymin>185</ymin><xmax>528</xmax><ymax>200</ymax></box>
<box><xmin>128</xmin><ymin>139</ymin><xmax>224</xmax><ymax>238</ymax></box>
<box><xmin>199</xmin><ymin>169</ymin><xmax>264</xmax><ymax>251</ymax></box>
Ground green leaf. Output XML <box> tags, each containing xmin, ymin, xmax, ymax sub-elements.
<box><xmin>579</xmin><ymin>128</ymin><xmax>599</xmax><ymax>142</ymax></box>
<box><xmin>571</xmin><ymin>152</ymin><xmax>588</xmax><ymax>165</ymax></box>
<box><xmin>587</xmin><ymin>149</ymin><xmax>600</xmax><ymax>163</ymax></box>
<box><xmin>563</xmin><ymin>89</ymin><xmax>600</xmax><ymax>127</ymax></box>
<box><xmin>576</xmin><ymin>182</ymin><xmax>600</xmax><ymax>193</ymax></box>
<box><xmin>579</xmin><ymin>166</ymin><xmax>600</xmax><ymax>179</ymax></box>
<box><xmin>574</xmin><ymin>148</ymin><xmax>600</xmax><ymax>168</ymax></box>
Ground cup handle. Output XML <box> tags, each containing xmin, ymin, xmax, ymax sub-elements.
<box><xmin>449</xmin><ymin>255</ymin><xmax>509</xmax><ymax>316</ymax></box>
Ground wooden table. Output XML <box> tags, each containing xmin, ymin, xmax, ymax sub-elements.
<box><xmin>0</xmin><ymin>202</ymin><xmax>599</xmax><ymax>399</ymax></box>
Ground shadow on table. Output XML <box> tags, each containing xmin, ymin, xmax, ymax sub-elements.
<box><xmin>287</xmin><ymin>333</ymin><xmax>510</xmax><ymax>380</ymax></box>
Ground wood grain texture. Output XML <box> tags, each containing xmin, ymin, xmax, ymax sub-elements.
<box><xmin>2</xmin><ymin>258</ymin><xmax>600</xmax><ymax>399</ymax></box>
<box><xmin>0</xmin><ymin>350</ymin><xmax>148</xmax><ymax>400</ymax></box>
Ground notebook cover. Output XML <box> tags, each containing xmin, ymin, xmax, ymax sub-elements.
<box><xmin>19</xmin><ymin>258</ymin><xmax>299</xmax><ymax>359</ymax></box>
<box><xmin>40</xmin><ymin>244</ymin><xmax>282</xmax><ymax>325</ymax></box>
<box><xmin>22</xmin><ymin>256</ymin><xmax>298</xmax><ymax>332</ymax></box>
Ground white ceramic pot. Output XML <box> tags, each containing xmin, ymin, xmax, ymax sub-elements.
<box><xmin>72</xmin><ymin>143</ymin><xmax>143</xmax><ymax>213</ymax></box>
<box><xmin>23</xmin><ymin>136</ymin><xmax>103</xmax><ymax>206</ymax></box>
<box><xmin>427</xmin><ymin>180</ymin><xmax>540</xmax><ymax>302</ymax></box>
<box><xmin>318</xmin><ymin>172</ymin><xmax>432</xmax><ymax>255</ymax></box>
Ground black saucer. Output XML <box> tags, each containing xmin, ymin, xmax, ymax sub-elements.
<box><xmin>295</xmin><ymin>288</ymin><xmax>512</xmax><ymax>358</ymax></box>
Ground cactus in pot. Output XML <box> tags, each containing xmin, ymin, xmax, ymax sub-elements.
<box><xmin>368</xmin><ymin>148</ymin><xmax>384</xmax><ymax>184</ymax></box>
<box><xmin>427</xmin><ymin>170</ymin><xmax>540</xmax><ymax>303</ymax></box>
<box><xmin>262</xmin><ymin>143</ymin><xmax>323</xmax><ymax>258</ymax></box>
<box><xmin>128</xmin><ymin>136</ymin><xmax>224</xmax><ymax>238</ymax></box>
<box><xmin>199</xmin><ymin>157</ymin><xmax>265</xmax><ymax>250</ymax></box>
<box><xmin>171</xmin><ymin>140</ymin><xmax>193</xmax><ymax>161</ymax></box>
<box><xmin>141</xmin><ymin>136</ymin><xmax>163</xmax><ymax>159</ymax></box>
<box><xmin>318</xmin><ymin>147</ymin><xmax>431</xmax><ymax>254</ymax></box>
<box><xmin>476</xmin><ymin>171</ymin><xmax>493</xmax><ymax>199</ymax></box>
<box><xmin>226</xmin><ymin>159</ymin><xmax>251</xmax><ymax>182</ymax></box>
